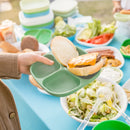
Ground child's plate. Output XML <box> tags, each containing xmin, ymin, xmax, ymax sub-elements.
<box><xmin>30</xmin><ymin>47</ymin><xmax>100</xmax><ymax>97</ymax></box>
<box><xmin>85</xmin><ymin>46</ymin><xmax>124</xmax><ymax>68</ymax></box>
<box><xmin>75</xmin><ymin>28</ymin><xmax>114</xmax><ymax>47</ymax></box>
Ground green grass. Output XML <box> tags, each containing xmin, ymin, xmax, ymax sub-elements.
<box><xmin>0</xmin><ymin>0</ymin><xmax>114</xmax><ymax>25</ymax></box>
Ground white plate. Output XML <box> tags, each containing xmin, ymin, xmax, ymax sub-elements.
<box><xmin>37</xmin><ymin>88</ymin><xmax>51</xmax><ymax>95</ymax></box>
<box><xmin>60</xmin><ymin>76</ymin><xmax>128</xmax><ymax>126</ymax></box>
<box><xmin>12</xmin><ymin>41</ymin><xmax>50</xmax><ymax>53</ymax></box>
<box><xmin>75</xmin><ymin>28</ymin><xmax>114</xmax><ymax>47</ymax></box>
<box><xmin>85</xmin><ymin>46</ymin><xmax>124</xmax><ymax>68</ymax></box>
<box><xmin>122</xmin><ymin>79</ymin><xmax>130</xmax><ymax>104</ymax></box>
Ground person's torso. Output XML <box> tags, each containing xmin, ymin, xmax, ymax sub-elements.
<box><xmin>121</xmin><ymin>0</ymin><xmax>130</xmax><ymax>10</ymax></box>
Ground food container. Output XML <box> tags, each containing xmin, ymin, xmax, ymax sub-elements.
<box><xmin>100</xmin><ymin>67</ymin><xmax>123</xmax><ymax>83</ymax></box>
<box><xmin>50</xmin><ymin>0</ymin><xmax>78</xmax><ymax>18</ymax></box>
<box><xmin>0</xmin><ymin>20</ymin><xmax>17</xmax><ymax>43</ymax></box>
<box><xmin>114</xmin><ymin>13</ymin><xmax>130</xmax><ymax>38</ymax></box>
<box><xmin>20</xmin><ymin>0</ymin><xmax>49</xmax><ymax>14</ymax></box>
<box><xmin>24</xmin><ymin>29</ymin><xmax>52</xmax><ymax>46</ymax></box>
<box><xmin>30</xmin><ymin>47</ymin><xmax>100</xmax><ymax>97</ymax></box>
<box><xmin>19</xmin><ymin>10</ymin><xmax>54</xmax><ymax>30</ymax></box>
<box><xmin>23</xmin><ymin>9</ymin><xmax>50</xmax><ymax>18</ymax></box>
<box><xmin>93</xmin><ymin>120</ymin><xmax>130</xmax><ymax>130</ymax></box>
<box><xmin>120</xmin><ymin>39</ymin><xmax>130</xmax><ymax>58</ymax></box>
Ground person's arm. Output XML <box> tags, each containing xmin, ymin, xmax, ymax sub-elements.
<box><xmin>0</xmin><ymin>52</ymin><xmax>54</xmax><ymax>79</ymax></box>
<box><xmin>112</xmin><ymin>0</ymin><xmax>122</xmax><ymax>14</ymax></box>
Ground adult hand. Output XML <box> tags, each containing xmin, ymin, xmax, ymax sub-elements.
<box><xmin>112</xmin><ymin>1</ymin><xmax>122</xmax><ymax>14</ymax></box>
<box><xmin>18</xmin><ymin>52</ymin><xmax>54</xmax><ymax>74</ymax></box>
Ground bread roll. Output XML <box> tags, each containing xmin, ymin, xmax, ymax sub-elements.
<box><xmin>29</xmin><ymin>75</ymin><xmax>43</xmax><ymax>90</ymax></box>
<box><xmin>51</xmin><ymin>36</ymin><xmax>79</xmax><ymax>66</ymax></box>
<box><xmin>21</xmin><ymin>35</ymin><xmax>39</xmax><ymax>51</ymax></box>
<box><xmin>120</xmin><ymin>9</ymin><xmax>130</xmax><ymax>15</ymax></box>
<box><xmin>0</xmin><ymin>41</ymin><xmax>20</xmax><ymax>53</ymax></box>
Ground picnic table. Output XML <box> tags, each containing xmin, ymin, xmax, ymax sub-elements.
<box><xmin>2</xmin><ymin>32</ymin><xmax>130</xmax><ymax>130</ymax></box>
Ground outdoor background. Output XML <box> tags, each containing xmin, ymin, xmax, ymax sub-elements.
<box><xmin>0</xmin><ymin>0</ymin><xmax>114</xmax><ymax>24</ymax></box>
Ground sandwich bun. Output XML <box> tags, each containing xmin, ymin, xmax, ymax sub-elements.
<box><xmin>67</xmin><ymin>58</ymin><xmax>104</xmax><ymax>76</ymax></box>
<box><xmin>120</xmin><ymin>9</ymin><xmax>130</xmax><ymax>15</ymax></box>
<box><xmin>29</xmin><ymin>75</ymin><xmax>43</xmax><ymax>90</ymax></box>
<box><xmin>51</xmin><ymin>36</ymin><xmax>79</xmax><ymax>66</ymax></box>
<box><xmin>51</xmin><ymin>36</ymin><xmax>104</xmax><ymax>76</ymax></box>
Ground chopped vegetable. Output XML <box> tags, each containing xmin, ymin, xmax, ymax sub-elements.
<box><xmin>67</xmin><ymin>80</ymin><xmax>119</xmax><ymax>122</ymax></box>
<box><xmin>86</xmin><ymin>33</ymin><xmax>114</xmax><ymax>44</ymax></box>
<box><xmin>53</xmin><ymin>18</ymin><xmax>76</xmax><ymax>37</ymax></box>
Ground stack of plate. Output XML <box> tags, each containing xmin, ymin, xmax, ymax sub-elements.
<box><xmin>19</xmin><ymin>0</ymin><xmax>54</xmax><ymax>30</ymax></box>
<box><xmin>50</xmin><ymin>0</ymin><xmax>78</xmax><ymax>19</ymax></box>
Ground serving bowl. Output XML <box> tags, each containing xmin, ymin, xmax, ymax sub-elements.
<box><xmin>60</xmin><ymin>76</ymin><xmax>128</xmax><ymax>126</ymax></box>
<box><xmin>92</xmin><ymin>120</ymin><xmax>130</xmax><ymax>130</ymax></box>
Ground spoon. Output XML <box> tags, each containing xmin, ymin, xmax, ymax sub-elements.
<box><xmin>77</xmin><ymin>87</ymin><xmax>113</xmax><ymax>130</ymax></box>
<box><xmin>113</xmin><ymin>93</ymin><xmax>130</xmax><ymax>125</ymax></box>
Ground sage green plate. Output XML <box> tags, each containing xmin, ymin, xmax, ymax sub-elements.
<box><xmin>30</xmin><ymin>47</ymin><xmax>100</xmax><ymax>97</ymax></box>
<box><xmin>24</xmin><ymin>29</ymin><xmax>52</xmax><ymax>45</ymax></box>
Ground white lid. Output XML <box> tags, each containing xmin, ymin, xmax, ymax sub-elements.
<box><xmin>20</xmin><ymin>0</ymin><xmax>50</xmax><ymax>13</ymax></box>
<box><xmin>50</xmin><ymin>0</ymin><xmax>77</xmax><ymax>14</ymax></box>
<box><xmin>19</xmin><ymin>10</ymin><xmax>54</xmax><ymax>26</ymax></box>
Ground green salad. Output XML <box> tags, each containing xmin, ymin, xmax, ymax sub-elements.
<box><xmin>53</xmin><ymin>16</ymin><xmax>76</xmax><ymax>37</ymax></box>
<box><xmin>67</xmin><ymin>80</ymin><xmax>119</xmax><ymax>122</ymax></box>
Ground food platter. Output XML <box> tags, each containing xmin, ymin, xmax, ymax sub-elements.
<box><xmin>75</xmin><ymin>28</ymin><xmax>114</xmax><ymax>47</ymax></box>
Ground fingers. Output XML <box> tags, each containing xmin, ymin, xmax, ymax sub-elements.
<box><xmin>35</xmin><ymin>55</ymin><xmax>54</xmax><ymax>65</ymax></box>
<box><xmin>33</xmin><ymin>51</ymin><xmax>46</xmax><ymax>56</ymax></box>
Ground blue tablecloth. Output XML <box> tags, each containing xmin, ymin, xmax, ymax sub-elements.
<box><xmin>2</xmin><ymin>32</ymin><xmax>130</xmax><ymax>130</ymax></box>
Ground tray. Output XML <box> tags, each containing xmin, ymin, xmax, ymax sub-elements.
<box><xmin>120</xmin><ymin>39</ymin><xmax>130</xmax><ymax>58</ymax></box>
<box><xmin>30</xmin><ymin>47</ymin><xmax>100</xmax><ymax>97</ymax></box>
<box><xmin>24</xmin><ymin>29</ymin><xmax>52</xmax><ymax>46</ymax></box>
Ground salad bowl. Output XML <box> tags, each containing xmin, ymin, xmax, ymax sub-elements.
<box><xmin>60</xmin><ymin>76</ymin><xmax>128</xmax><ymax>126</ymax></box>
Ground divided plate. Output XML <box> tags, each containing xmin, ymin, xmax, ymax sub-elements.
<box><xmin>86</xmin><ymin>46</ymin><xmax>124</xmax><ymax>68</ymax></box>
<box><xmin>75</xmin><ymin>28</ymin><xmax>114</xmax><ymax>47</ymax></box>
<box><xmin>24</xmin><ymin>29</ymin><xmax>52</xmax><ymax>46</ymax></box>
<box><xmin>30</xmin><ymin>47</ymin><xmax>100</xmax><ymax>97</ymax></box>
